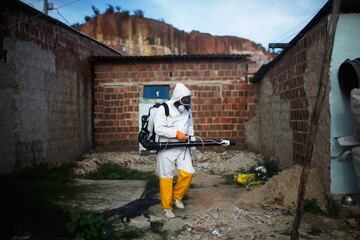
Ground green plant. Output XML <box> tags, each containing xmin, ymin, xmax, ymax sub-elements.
<box><xmin>91</xmin><ymin>5</ymin><xmax>100</xmax><ymax>16</ymax></box>
<box><xmin>71</xmin><ymin>23</ymin><xmax>81</xmax><ymax>29</ymax></box>
<box><xmin>121</xmin><ymin>10</ymin><xmax>130</xmax><ymax>16</ymax></box>
<box><xmin>325</xmin><ymin>201</ymin><xmax>339</xmax><ymax>217</ymax></box>
<box><xmin>133</xmin><ymin>9</ymin><xmax>145</xmax><ymax>17</ymax></box>
<box><xmin>0</xmin><ymin>164</ymin><xmax>76</xmax><ymax>239</ymax></box>
<box><xmin>308</xmin><ymin>226</ymin><xmax>322</xmax><ymax>236</ymax></box>
<box><xmin>150</xmin><ymin>221</ymin><xmax>168</xmax><ymax>240</ymax></box>
<box><xmin>84</xmin><ymin>16</ymin><xmax>91</xmax><ymax>22</ymax></box>
<box><xmin>262</xmin><ymin>157</ymin><xmax>280</xmax><ymax>178</ymax></box>
<box><xmin>243</xmin><ymin>157</ymin><xmax>280</xmax><ymax>180</ymax></box>
<box><xmin>112</xmin><ymin>227</ymin><xmax>145</xmax><ymax>239</ymax></box>
<box><xmin>222</xmin><ymin>174</ymin><xmax>236</xmax><ymax>185</ymax></box>
<box><xmin>66</xmin><ymin>211</ymin><xmax>106</xmax><ymax>240</ymax></box>
<box><xmin>304</xmin><ymin>198</ymin><xmax>323</xmax><ymax>214</ymax></box>
<box><xmin>83</xmin><ymin>163</ymin><xmax>158</xmax><ymax>191</ymax></box>
<box><xmin>105</xmin><ymin>4</ymin><xmax>115</xmax><ymax>14</ymax></box>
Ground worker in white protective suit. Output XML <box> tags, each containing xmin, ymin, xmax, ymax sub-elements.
<box><xmin>153</xmin><ymin>83</ymin><xmax>195</xmax><ymax>218</ymax></box>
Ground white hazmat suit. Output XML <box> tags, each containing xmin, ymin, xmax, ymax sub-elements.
<box><xmin>153</xmin><ymin>83</ymin><xmax>195</xmax><ymax>215</ymax></box>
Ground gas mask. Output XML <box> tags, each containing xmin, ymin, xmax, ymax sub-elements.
<box><xmin>177</xmin><ymin>96</ymin><xmax>192</xmax><ymax>112</ymax></box>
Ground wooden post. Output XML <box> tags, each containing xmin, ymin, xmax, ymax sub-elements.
<box><xmin>290</xmin><ymin>1</ymin><xmax>341</xmax><ymax>239</ymax></box>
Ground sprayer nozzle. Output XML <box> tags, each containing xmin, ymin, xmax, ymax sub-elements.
<box><xmin>221</xmin><ymin>140</ymin><xmax>230</xmax><ymax>146</ymax></box>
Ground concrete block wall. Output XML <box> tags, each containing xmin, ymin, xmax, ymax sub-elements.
<box><xmin>94</xmin><ymin>59</ymin><xmax>256</xmax><ymax>149</ymax></box>
<box><xmin>246</xmin><ymin>17</ymin><xmax>331</xmax><ymax>193</ymax></box>
<box><xmin>0</xmin><ymin>2</ymin><xmax>119</xmax><ymax>173</ymax></box>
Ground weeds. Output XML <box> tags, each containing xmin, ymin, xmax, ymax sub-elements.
<box><xmin>66</xmin><ymin>210</ymin><xmax>146</xmax><ymax>240</ymax></box>
<box><xmin>304</xmin><ymin>198</ymin><xmax>323</xmax><ymax>214</ymax></box>
<box><xmin>66</xmin><ymin>210</ymin><xmax>107</xmax><ymax>240</ymax></box>
<box><xmin>222</xmin><ymin>174</ymin><xmax>236</xmax><ymax>185</ymax></box>
<box><xmin>308</xmin><ymin>226</ymin><xmax>323</xmax><ymax>236</ymax></box>
<box><xmin>262</xmin><ymin>157</ymin><xmax>280</xmax><ymax>178</ymax></box>
<box><xmin>150</xmin><ymin>221</ymin><xmax>168</xmax><ymax>239</ymax></box>
<box><xmin>244</xmin><ymin>156</ymin><xmax>280</xmax><ymax>179</ymax></box>
<box><xmin>0</xmin><ymin>164</ymin><xmax>76</xmax><ymax>239</ymax></box>
<box><xmin>83</xmin><ymin>163</ymin><xmax>158</xmax><ymax>191</ymax></box>
<box><xmin>0</xmin><ymin>162</ymin><xmax>161</xmax><ymax>239</ymax></box>
<box><xmin>116</xmin><ymin>228</ymin><xmax>145</xmax><ymax>239</ymax></box>
<box><xmin>325</xmin><ymin>201</ymin><xmax>339</xmax><ymax>217</ymax></box>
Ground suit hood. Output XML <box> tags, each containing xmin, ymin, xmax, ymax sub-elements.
<box><xmin>170</xmin><ymin>83</ymin><xmax>191</xmax><ymax>101</ymax></box>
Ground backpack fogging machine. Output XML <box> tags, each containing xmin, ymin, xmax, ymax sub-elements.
<box><xmin>138</xmin><ymin>103</ymin><xmax>235</xmax><ymax>151</ymax></box>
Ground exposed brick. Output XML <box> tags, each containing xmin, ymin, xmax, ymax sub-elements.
<box><xmin>94</xmin><ymin>60</ymin><xmax>256</xmax><ymax>149</ymax></box>
<box><xmin>1</xmin><ymin>2</ymin><xmax>120</xmax><ymax>172</ymax></box>
<box><xmin>253</xmin><ymin>16</ymin><xmax>329</xmax><ymax>167</ymax></box>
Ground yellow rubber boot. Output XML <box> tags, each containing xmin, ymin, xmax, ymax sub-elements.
<box><xmin>173</xmin><ymin>170</ymin><xmax>193</xmax><ymax>201</ymax></box>
<box><xmin>160</xmin><ymin>177</ymin><xmax>173</xmax><ymax>209</ymax></box>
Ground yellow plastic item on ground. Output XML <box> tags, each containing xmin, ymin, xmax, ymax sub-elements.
<box><xmin>236</xmin><ymin>173</ymin><xmax>256</xmax><ymax>185</ymax></box>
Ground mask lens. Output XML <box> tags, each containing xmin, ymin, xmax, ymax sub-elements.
<box><xmin>180</xmin><ymin>97</ymin><xmax>191</xmax><ymax>105</ymax></box>
<box><xmin>180</xmin><ymin>97</ymin><xmax>191</xmax><ymax>111</ymax></box>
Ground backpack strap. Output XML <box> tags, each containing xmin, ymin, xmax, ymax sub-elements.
<box><xmin>161</xmin><ymin>102</ymin><xmax>169</xmax><ymax>117</ymax></box>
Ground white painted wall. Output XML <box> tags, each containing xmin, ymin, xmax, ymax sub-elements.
<box><xmin>330</xmin><ymin>13</ymin><xmax>360</xmax><ymax>194</ymax></box>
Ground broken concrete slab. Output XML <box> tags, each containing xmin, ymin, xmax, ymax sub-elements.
<box><xmin>63</xmin><ymin>179</ymin><xmax>146</xmax><ymax>212</ymax></box>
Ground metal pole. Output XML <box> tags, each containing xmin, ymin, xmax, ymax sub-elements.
<box><xmin>43</xmin><ymin>0</ymin><xmax>48</xmax><ymax>15</ymax></box>
<box><xmin>139</xmin><ymin>139</ymin><xmax>235</xmax><ymax>151</ymax></box>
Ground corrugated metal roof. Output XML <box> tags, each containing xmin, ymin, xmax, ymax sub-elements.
<box><xmin>92</xmin><ymin>54</ymin><xmax>252</xmax><ymax>63</ymax></box>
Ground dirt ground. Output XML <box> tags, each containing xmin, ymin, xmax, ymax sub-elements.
<box><xmin>75</xmin><ymin>150</ymin><xmax>360</xmax><ymax>239</ymax></box>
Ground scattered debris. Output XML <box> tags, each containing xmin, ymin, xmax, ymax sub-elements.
<box><xmin>345</xmin><ymin>218</ymin><xmax>358</xmax><ymax>228</ymax></box>
<box><xmin>210</xmin><ymin>228</ymin><xmax>222</xmax><ymax>237</ymax></box>
<box><xmin>192</xmin><ymin>150</ymin><xmax>264</xmax><ymax>175</ymax></box>
<box><xmin>238</xmin><ymin>165</ymin><xmax>327</xmax><ymax>209</ymax></box>
<box><xmin>74</xmin><ymin>151</ymin><xmax>156</xmax><ymax>175</ymax></box>
<box><xmin>71</xmin><ymin>150</ymin><xmax>359</xmax><ymax>240</ymax></box>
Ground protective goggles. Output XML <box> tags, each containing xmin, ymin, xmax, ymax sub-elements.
<box><xmin>180</xmin><ymin>96</ymin><xmax>192</xmax><ymax>110</ymax></box>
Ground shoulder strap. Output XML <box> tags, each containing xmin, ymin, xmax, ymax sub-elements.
<box><xmin>161</xmin><ymin>103</ymin><xmax>169</xmax><ymax>117</ymax></box>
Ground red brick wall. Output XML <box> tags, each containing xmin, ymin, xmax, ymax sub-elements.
<box><xmin>266</xmin><ymin>18</ymin><xmax>328</xmax><ymax>164</ymax></box>
<box><xmin>2</xmin><ymin>3</ymin><xmax>118</xmax><ymax>58</ymax></box>
<box><xmin>0</xmin><ymin>2</ymin><xmax>120</xmax><ymax>172</ymax></box>
<box><xmin>94</xmin><ymin>60</ymin><xmax>256</xmax><ymax>149</ymax></box>
<box><xmin>250</xmin><ymin>14</ymin><xmax>331</xmax><ymax>192</ymax></box>
<box><xmin>266</xmin><ymin>44</ymin><xmax>310</xmax><ymax>164</ymax></box>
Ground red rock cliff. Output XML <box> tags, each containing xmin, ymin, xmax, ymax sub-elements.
<box><xmin>78</xmin><ymin>13</ymin><xmax>273</xmax><ymax>65</ymax></box>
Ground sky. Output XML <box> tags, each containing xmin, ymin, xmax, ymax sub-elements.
<box><xmin>22</xmin><ymin>0</ymin><xmax>328</xmax><ymax>48</ymax></box>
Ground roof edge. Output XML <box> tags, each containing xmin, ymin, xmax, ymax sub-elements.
<box><xmin>8</xmin><ymin>1</ymin><xmax>121</xmax><ymax>56</ymax></box>
<box><xmin>92</xmin><ymin>54</ymin><xmax>253</xmax><ymax>63</ymax></box>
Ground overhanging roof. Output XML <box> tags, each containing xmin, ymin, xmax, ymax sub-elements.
<box><xmin>92</xmin><ymin>54</ymin><xmax>252</xmax><ymax>63</ymax></box>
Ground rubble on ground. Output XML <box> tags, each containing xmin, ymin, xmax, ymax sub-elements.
<box><xmin>74</xmin><ymin>150</ymin><xmax>262</xmax><ymax>176</ymax></box>
<box><xmin>192</xmin><ymin>150</ymin><xmax>263</xmax><ymax>174</ymax></box>
<box><xmin>72</xmin><ymin>150</ymin><xmax>360</xmax><ymax>240</ymax></box>
<box><xmin>238</xmin><ymin>165</ymin><xmax>327</xmax><ymax>209</ymax></box>
<box><xmin>73</xmin><ymin>151</ymin><xmax>155</xmax><ymax>175</ymax></box>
